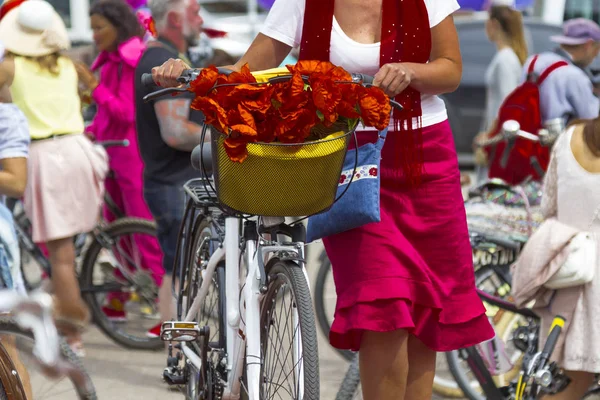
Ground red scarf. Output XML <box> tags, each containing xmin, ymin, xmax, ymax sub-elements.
<box><xmin>298</xmin><ymin>0</ymin><xmax>431</xmax><ymax>185</ymax></box>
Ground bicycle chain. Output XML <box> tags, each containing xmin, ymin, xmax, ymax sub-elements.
<box><xmin>211</xmin><ymin>364</ymin><xmax>224</xmax><ymax>400</ymax></box>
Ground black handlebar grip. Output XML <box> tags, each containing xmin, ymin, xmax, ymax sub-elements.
<box><xmin>141</xmin><ymin>73</ymin><xmax>156</xmax><ymax>87</ymax></box>
<box><xmin>539</xmin><ymin>316</ymin><xmax>565</xmax><ymax>367</ymax></box>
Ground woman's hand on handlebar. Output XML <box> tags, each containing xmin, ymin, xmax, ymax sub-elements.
<box><xmin>151</xmin><ymin>58</ymin><xmax>191</xmax><ymax>88</ymax></box>
<box><xmin>373</xmin><ymin>63</ymin><xmax>415</xmax><ymax>97</ymax></box>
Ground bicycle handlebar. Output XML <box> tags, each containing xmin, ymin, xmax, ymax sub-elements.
<box><xmin>539</xmin><ymin>316</ymin><xmax>565</xmax><ymax>368</ymax></box>
<box><xmin>96</xmin><ymin>139</ymin><xmax>129</xmax><ymax>149</ymax></box>
<box><xmin>141</xmin><ymin>69</ymin><xmax>396</xmax><ymax>108</ymax></box>
<box><xmin>477</xmin><ymin>120</ymin><xmax>559</xmax><ymax>149</ymax></box>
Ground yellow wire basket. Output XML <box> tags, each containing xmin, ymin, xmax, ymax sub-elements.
<box><xmin>211</xmin><ymin>129</ymin><xmax>353</xmax><ymax>216</ymax></box>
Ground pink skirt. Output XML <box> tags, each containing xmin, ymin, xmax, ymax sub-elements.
<box><xmin>323</xmin><ymin>120</ymin><xmax>494</xmax><ymax>352</ymax></box>
<box><xmin>25</xmin><ymin>134</ymin><xmax>108</xmax><ymax>243</ymax></box>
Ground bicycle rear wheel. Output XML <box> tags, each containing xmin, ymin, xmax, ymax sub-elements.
<box><xmin>313</xmin><ymin>253</ymin><xmax>355</xmax><ymax>362</ymax></box>
<box><xmin>0</xmin><ymin>316</ymin><xmax>96</xmax><ymax>399</ymax></box>
<box><xmin>181</xmin><ymin>216</ymin><xmax>226</xmax><ymax>400</ymax></box>
<box><xmin>80</xmin><ymin>218</ymin><xmax>162</xmax><ymax>350</ymax></box>
<box><xmin>257</xmin><ymin>259</ymin><xmax>319</xmax><ymax>400</ymax></box>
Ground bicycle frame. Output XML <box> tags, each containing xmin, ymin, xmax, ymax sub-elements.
<box><xmin>458</xmin><ymin>289</ymin><xmax>539</xmax><ymax>400</ymax></box>
<box><xmin>178</xmin><ymin>211</ymin><xmax>308</xmax><ymax>400</ymax></box>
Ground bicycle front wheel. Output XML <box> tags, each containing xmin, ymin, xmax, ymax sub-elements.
<box><xmin>80</xmin><ymin>218</ymin><xmax>162</xmax><ymax>350</ymax></box>
<box><xmin>257</xmin><ymin>260</ymin><xmax>319</xmax><ymax>400</ymax></box>
<box><xmin>335</xmin><ymin>354</ymin><xmax>361</xmax><ymax>400</ymax></box>
<box><xmin>0</xmin><ymin>316</ymin><xmax>96</xmax><ymax>399</ymax></box>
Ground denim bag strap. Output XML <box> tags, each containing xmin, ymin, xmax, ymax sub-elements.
<box><xmin>375</xmin><ymin>128</ymin><xmax>388</xmax><ymax>151</ymax></box>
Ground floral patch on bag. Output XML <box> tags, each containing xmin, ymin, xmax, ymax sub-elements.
<box><xmin>339</xmin><ymin>165</ymin><xmax>378</xmax><ymax>186</ymax></box>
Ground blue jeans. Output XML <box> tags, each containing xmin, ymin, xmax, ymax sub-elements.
<box><xmin>0</xmin><ymin>203</ymin><xmax>24</xmax><ymax>293</ymax></box>
<box><xmin>143</xmin><ymin>180</ymin><xmax>187</xmax><ymax>275</ymax></box>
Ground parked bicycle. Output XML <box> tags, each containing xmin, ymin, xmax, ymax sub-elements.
<box><xmin>8</xmin><ymin>140</ymin><xmax>162</xmax><ymax>351</ymax></box>
<box><xmin>0</xmin><ymin>290</ymin><xmax>96</xmax><ymax>399</ymax></box>
<box><xmin>141</xmin><ymin>66</ymin><xmax>403</xmax><ymax>399</ymax></box>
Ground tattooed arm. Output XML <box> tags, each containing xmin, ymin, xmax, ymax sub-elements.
<box><xmin>154</xmin><ymin>98</ymin><xmax>208</xmax><ymax>152</ymax></box>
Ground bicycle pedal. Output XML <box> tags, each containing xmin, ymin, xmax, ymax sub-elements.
<box><xmin>163</xmin><ymin>367</ymin><xmax>186</xmax><ymax>386</ymax></box>
<box><xmin>161</xmin><ymin>321</ymin><xmax>201</xmax><ymax>342</ymax></box>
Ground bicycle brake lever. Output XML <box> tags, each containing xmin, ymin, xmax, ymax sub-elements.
<box><xmin>143</xmin><ymin>87</ymin><xmax>188</xmax><ymax>103</ymax></box>
<box><xmin>390</xmin><ymin>99</ymin><xmax>404</xmax><ymax>111</ymax></box>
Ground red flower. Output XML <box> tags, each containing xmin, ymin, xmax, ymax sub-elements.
<box><xmin>369</xmin><ymin>167</ymin><xmax>377</xmax><ymax>176</ymax></box>
<box><xmin>359</xmin><ymin>86</ymin><xmax>391</xmax><ymax>131</ymax></box>
<box><xmin>191</xmin><ymin>96</ymin><xmax>228</xmax><ymax>133</ymax></box>
<box><xmin>187</xmin><ymin>61</ymin><xmax>392</xmax><ymax>163</ymax></box>
<box><xmin>339</xmin><ymin>174</ymin><xmax>347</xmax><ymax>184</ymax></box>
<box><xmin>223</xmin><ymin>136</ymin><xmax>249</xmax><ymax>163</ymax></box>
<box><xmin>189</xmin><ymin>66</ymin><xmax>219</xmax><ymax>97</ymax></box>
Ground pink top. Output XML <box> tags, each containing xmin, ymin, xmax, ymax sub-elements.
<box><xmin>87</xmin><ymin>37</ymin><xmax>145</xmax><ymax>141</ymax></box>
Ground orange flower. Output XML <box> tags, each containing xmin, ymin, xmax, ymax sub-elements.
<box><xmin>310</xmin><ymin>75</ymin><xmax>342</xmax><ymax>126</ymax></box>
<box><xmin>255</xmin><ymin>108</ymin><xmax>279</xmax><ymax>143</ymax></box>
<box><xmin>187</xmin><ymin>61</ymin><xmax>392</xmax><ymax>163</ymax></box>
<box><xmin>358</xmin><ymin>86</ymin><xmax>391</xmax><ymax>131</ymax></box>
<box><xmin>276</xmin><ymin>108</ymin><xmax>315</xmax><ymax>143</ymax></box>
<box><xmin>189</xmin><ymin>66</ymin><xmax>219</xmax><ymax>97</ymax></box>
<box><xmin>336</xmin><ymin>84</ymin><xmax>361</xmax><ymax>119</ymax></box>
<box><xmin>273</xmin><ymin>72</ymin><xmax>309</xmax><ymax>112</ymax></box>
<box><xmin>241</xmin><ymin>85</ymin><xmax>274</xmax><ymax>116</ymax></box>
<box><xmin>221</xmin><ymin>63</ymin><xmax>256</xmax><ymax>84</ymax></box>
<box><xmin>223</xmin><ymin>136</ymin><xmax>249</xmax><ymax>163</ymax></box>
<box><xmin>191</xmin><ymin>96</ymin><xmax>229</xmax><ymax>133</ymax></box>
<box><xmin>226</xmin><ymin>104</ymin><xmax>258</xmax><ymax>138</ymax></box>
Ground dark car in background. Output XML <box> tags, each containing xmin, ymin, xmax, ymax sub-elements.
<box><xmin>446</xmin><ymin>17</ymin><xmax>563</xmax><ymax>167</ymax></box>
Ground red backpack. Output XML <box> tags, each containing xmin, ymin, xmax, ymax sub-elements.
<box><xmin>485</xmin><ymin>55</ymin><xmax>568</xmax><ymax>185</ymax></box>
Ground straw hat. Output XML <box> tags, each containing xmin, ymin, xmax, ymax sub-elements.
<box><xmin>0</xmin><ymin>0</ymin><xmax>70</xmax><ymax>57</ymax></box>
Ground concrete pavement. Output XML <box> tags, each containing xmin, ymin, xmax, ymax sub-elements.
<box><xmin>58</xmin><ymin>240</ymin><xmax>459</xmax><ymax>400</ymax></box>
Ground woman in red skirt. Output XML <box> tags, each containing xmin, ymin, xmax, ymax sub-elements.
<box><xmin>153</xmin><ymin>0</ymin><xmax>495</xmax><ymax>397</ymax></box>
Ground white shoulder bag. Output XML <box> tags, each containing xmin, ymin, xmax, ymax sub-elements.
<box><xmin>544</xmin><ymin>207</ymin><xmax>599</xmax><ymax>290</ymax></box>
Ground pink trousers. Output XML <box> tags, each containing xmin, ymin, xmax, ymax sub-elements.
<box><xmin>104</xmin><ymin>145</ymin><xmax>164</xmax><ymax>287</ymax></box>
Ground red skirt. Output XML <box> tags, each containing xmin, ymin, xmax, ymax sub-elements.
<box><xmin>323</xmin><ymin>120</ymin><xmax>494</xmax><ymax>352</ymax></box>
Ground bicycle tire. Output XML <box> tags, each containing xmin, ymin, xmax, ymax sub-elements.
<box><xmin>80</xmin><ymin>217</ymin><xmax>162</xmax><ymax>350</ymax></box>
<box><xmin>259</xmin><ymin>260</ymin><xmax>319</xmax><ymax>399</ymax></box>
<box><xmin>0</xmin><ymin>316</ymin><xmax>97</xmax><ymax>399</ymax></box>
<box><xmin>0</xmin><ymin>333</ymin><xmax>25</xmax><ymax>400</ymax></box>
<box><xmin>335</xmin><ymin>354</ymin><xmax>361</xmax><ymax>400</ymax></box>
<box><xmin>447</xmin><ymin>310</ymin><xmax>525</xmax><ymax>400</ymax></box>
<box><xmin>314</xmin><ymin>254</ymin><xmax>354</xmax><ymax>361</ymax></box>
<box><xmin>183</xmin><ymin>216</ymin><xmax>226</xmax><ymax>399</ymax></box>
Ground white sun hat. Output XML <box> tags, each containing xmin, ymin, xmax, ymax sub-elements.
<box><xmin>0</xmin><ymin>0</ymin><xmax>70</xmax><ymax>57</ymax></box>
<box><xmin>491</xmin><ymin>0</ymin><xmax>516</xmax><ymax>8</ymax></box>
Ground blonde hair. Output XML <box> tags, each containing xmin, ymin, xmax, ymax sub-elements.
<box><xmin>489</xmin><ymin>5</ymin><xmax>528</xmax><ymax>65</ymax></box>
<box><xmin>7</xmin><ymin>51</ymin><xmax>63</xmax><ymax>76</ymax></box>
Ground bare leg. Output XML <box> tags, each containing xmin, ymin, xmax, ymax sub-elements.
<box><xmin>541</xmin><ymin>370</ymin><xmax>594</xmax><ymax>400</ymax></box>
<box><xmin>359</xmin><ymin>329</ymin><xmax>409</xmax><ymax>400</ymax></box>
<box><xmin>46</xmin><ymin>238</ymin><xmax>88</xmax><ymax>342</ymax></box>
<box><xmin>404</xmin><ymin>334</ymin><xmax>436</xmax><ymax>400</ymax></box>
<box><xmin>1</xmin><ymin>335</ymin><xmax>32</xmax><ymax>399</ymax></box>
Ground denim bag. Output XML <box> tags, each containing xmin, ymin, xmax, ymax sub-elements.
<box><xmin>306</xmin><ymin>129</ymin><xmax>387</xmax><ymax>242</ymax></box>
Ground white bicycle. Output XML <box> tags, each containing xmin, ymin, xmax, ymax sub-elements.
<box><xmin>141</xmin><ymin>66</ymin><xmax>397</xmax><ymax>399</ymax></box>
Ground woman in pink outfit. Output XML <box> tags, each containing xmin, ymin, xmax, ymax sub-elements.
<box><xmin>77</xmin><ymin>0</ymin><xmax>163</xmax><ymax>323</ymax></box>
<box><xmin>152</xmin><ymin>0</ymin><xmax>495</xmax><ymax>396</ymax></box>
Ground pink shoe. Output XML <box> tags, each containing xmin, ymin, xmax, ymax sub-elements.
<box><xmin>102</xmin><ymin>306</ymin><xmax>127</xmax><ymax>322</ymax></box>
<box><xmin>146</xmin><ymin>322</ymin><xmax>162</xmax><ymax>338</ymax></box>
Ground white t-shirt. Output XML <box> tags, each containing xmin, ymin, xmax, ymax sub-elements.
<box><xmin>260</xmin><ymin>0</ymin><xmax>461</xmax><ymax>130</ymax></box>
